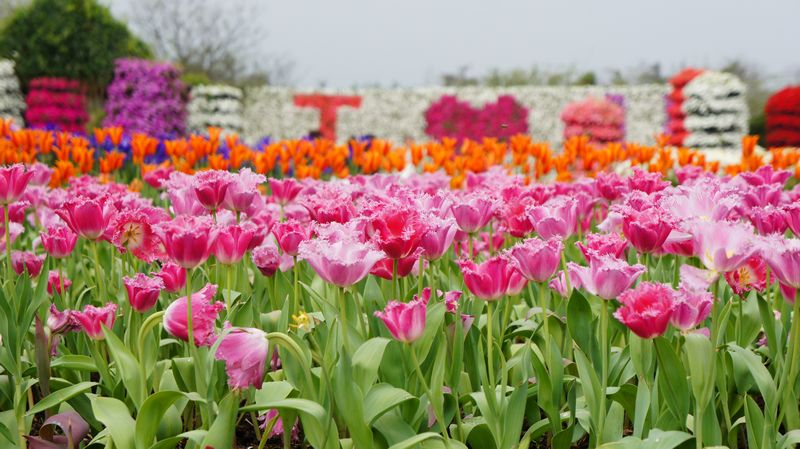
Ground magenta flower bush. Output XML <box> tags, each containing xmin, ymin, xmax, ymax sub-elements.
<box><xmin>24</xmin><ymin>77</ymin><xmax>88</xmax><ymax>132</ymax></box>
<box><xmin>103</xmin><ymin>58</ymin><xmax>187</xmax><ymax>136</ymax></box>
<box><xmin>425</xmin><ymin>94</ymin><xmax>529</xmax><ymax>141</ymax></box>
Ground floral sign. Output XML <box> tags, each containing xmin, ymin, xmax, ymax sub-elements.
<box><xmin>424</xmin><ymin>94</ymin><xmax>528</xmax><ymax>141</ymax></box>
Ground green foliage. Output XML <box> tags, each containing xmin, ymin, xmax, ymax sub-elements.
<box><xmin>0</xmin><ymin>0</ymin><xmax>151</xmax><ymax>91</ymax></box>
<box><xmin>181</xmin><ymin>71</ymin><xmax>213</xmax><ymax>88</ymax></box>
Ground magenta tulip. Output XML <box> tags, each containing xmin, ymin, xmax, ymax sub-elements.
<box><xmin>375</xmin><ymin>298</ymin><xmax>427</xmax><ymax>343</ymax></box>
<box><xmin>450</xmin><ymin>195</ymin><xmax>494</xmax><ymax>233</ymax></box>
<box><xmin>56</xmin><ymin>196</ymin><xmax>116</xmax><ymax>241</ymax></box>
<box><xmin>123</xmin><ymin>273</ymin><xmax>165</xmax><ymax>312</ymax></box>
<box><xmin>216</xmin><ymin>327</ymin><xmax>269</xmax><ymax>389</ymax></box>
<box><xmin>11</xmin><ymin>251</ymin><xmax>45</xmax><ymax>277</ymax></box>
<box><xmin>458</xmin><ymin>254</ymin><xmax>520</xmax><ymax>301</ymax></box>
<box><xmin>214</xmin><ymin>224</ymin><xmax>254</xmax><ymax>264</ymax></box>
<box><xmin>252</xmin><ymin>245</ymin><xmax>281</xmax><ymax>277</ymax></box>
<box><xmin>272</xmin><ymin>220</ymin><xmax>311</xmax><ymax>257</ymax></box>
<box><xmin>223</xmin><ymin>168</ymin><xmax>265</xmax><ymax>213</ymax></box>
<box><xmin>154</xmin><ymin>216</ymin><xmax>217</xmax><ymax>269</ymax></box>
<box><xmin>0</xmin><ymin>163</ymin><xmax>34</xmax><ymax>205</ymax></box>
<box><xmin>420</xmin><ymin>216</ymin><xmax>457</xmax><ymax>260</ymax></box>
<box><xmin>193</xmin><ymin>170</ymin><xmax>234</xmax><ymax>212</ymax></box>
<box><xmin>528</xmin><ymin>197</ymin><xmax>578</xmax><ymax>240</ymax></box>
<box><xmin>47</xmin><ymin>270</ymin><xmax>72</xmax><ymax>296</ymax></box>
<box><xmin>621</xmin><ymin>207</ymin><xmax>674</xmax><ymax>253</ymax></box>
<box><xmin>508</xmin><ymin>238</ymin><xmax>563</xmax><ymax>282</ymax></box>
<box><xmin>73</xmin><ymin>303</ymin><xmax>118</xmax><ymax>340</ymax></box>
<box><xmin>670</xmin><ymin>285</ymin><xmax>713</xmax><ymax>332</ymax></box>
<box><xmin>568</xmin><ymin>254</ymin><xmax>645</xmax><ymax>300</ymax></box>
<box><xmin>269</xmin><ymin>178</ymin><xmax>303</xmax><ymax>205</ymax></box>
<box><xmin>298</xmin><ymin>238</ymin><xmax>385</xmax><ymax>287</ymax></box>
<box><xmin>156</xmin><ymin>262</ymin><xmax>187</xmax><ymax>293</ymax></box>
<box><xmin>40</xmin><ymin>226</ymin><xmax>78</xmax><ymax>259</ymax></box>
<box><xmin>614</xmin><ymin>282</ymin><xmax>675</xmax><ymax>339</ymax></box>
<box><xmin>163</xmin><ymin>283</ymin><xmax>224</xmax><ymax>347</ymax></box>
<box><xmin>367</xmin><ymin>204</ymin><xmax>428</xmax><ymax>259</ymax></box>
<box><xmin>577</xmin><ymin>232</ymin><xmax>628</xmax><ymax>262</ymax></box>
<box><xmin>761</xmin><ymin>237</ymin><xmax>800</xmax><ymax>289</ymax></box>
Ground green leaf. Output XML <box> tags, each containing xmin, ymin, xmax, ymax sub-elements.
<box><xmin>352</xmin><ymin>337</ymin><xmax>391</xmax><ymax>391</ymax></box>
<box><xmin>50</xmin><ymin>355</ymin><xmax>98</xmax><ymax>372</ymax></box>
<box><xmin>0</xmin><ymin>420</ymin><xmax>14</xmax><ymax>445</ymax></box>
<box><xmin>92</xmin><ymin>396</ymin><xmax>136</xmax><ymax>449</ymax></box>
<box><xmin>135</xmin><ymin>390</ymin><xmax>204</xmax><ymax>449</ymax></box>
<box><xmin>501</xmin><ymin>384</ymin><xmax>529</xmax><ymax>449</ymax></box>
<box><xmin>729</xmin><ymin>345</ymin><xmax>777</xmax><ymax>418</ymax></box>
<box><xmin>240</xmin><ymin>398</ymin><xmax>338</xmax><ymax>449</ymax></box>
<box><xmin>653</xmin><ymin>337</ymin><xmax>689</xmax><ymax>423</ymax></box>
<box><xmin>103</xmin><ymin>325</ymin><xmax>146</xmax><ymax>409</ymax></box>
<box><xmin>567</xmin><ymin>289</ymin><xmax>596</xmax><ymax>364</ymax></box>
<box><xmin>27</xmin><ymin>381</ymin><xmax>97</xmax><ymax>415</ymax></box>
<box><xmin>575</xmin><ymin>348</ymin><xmax>602</xmax><ymax>434</ymax></box>
<box><xmin>254</xmin><ymin>380</ymin><xmax>295</xmax><ymax>404</ymax></box>
<box><xmin>683</xmin><ymin>333</ymin><xmax>715</xmax><ymax>407</ymax></box>
<box><xmin>602</xmin><ymin>401</ymin><xmax>625</xmax><ymax>443</ymax></box>
<box><xmin>333</xmin><ymin>352</ymin><xmax>372</xmax><ymax>449</ymax></box>
<box><xmin>744</xmin><ymin>395</ymin><xmax>765</xmax><ymax>449</ymax></box>
<box><xmin>641</xmin><ymin>429</ymin><xmax>692</xmax><ymax>449</ymax></box>
<box><xmin>148</xmin><ymin>430</ymin><xmax>207</xmax><ymax>449</ymax></box>
<box><xmin>387</xmin><ymin>432</ymin><xmax>442</xmax><ymax>449</ymax></box>
<box><xmin>363</xmin><ymin>383</ymin><xmax>416</xmax><ymax>425</ymax></box>
<box><xmin>200</xmin><ymin>391</ymin><xmax>240</xmax><ymax>449</ymax></box>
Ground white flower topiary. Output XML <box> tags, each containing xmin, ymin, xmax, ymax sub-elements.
<box><xmin>187</xmin><ymin>84</ymin><xmax>244</xmax><ymax>135</ymax></box>
<box><xmin>0</xmin><ymin>59</ymin><xmax>25</xmax><ymax>126</ymax></box>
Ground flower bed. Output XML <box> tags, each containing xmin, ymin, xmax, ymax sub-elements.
<box><xmin>766</xmin><ymin>86</ymin><xmax>800</xmax><ymax>147</ymax></box>
<box><xmin>24</xmin><ymin>77</ymin><xmax>88</xmax><ymax>132</ymax></box>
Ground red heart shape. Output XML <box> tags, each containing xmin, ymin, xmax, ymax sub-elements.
<box><xmin>424</xmin><ymin>95</ymin><xmax>529</xmax><ymax>141</ymax></box>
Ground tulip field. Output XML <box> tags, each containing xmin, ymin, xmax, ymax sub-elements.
<box><xmin>4</xmin><ymin>126</ymin><xmax>800</xmax><ymax>449</ymax></box>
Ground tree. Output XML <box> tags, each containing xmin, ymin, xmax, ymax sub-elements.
<box><xmin>122</xmin><ymin>0</ymin><xmax>293</xmax><ymax>86</ymax></box>
<box><xmin>0</xmin><ymin>0</ymin><xmax>29</xmax><ymax>21</ymax></box>
<box><xmin>0</xmin><ymin>0</ymin><xmax>150</xmax><ymax>93</ymax></box>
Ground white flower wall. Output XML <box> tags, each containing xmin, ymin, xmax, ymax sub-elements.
<box><xmin>0</xmin><ymin>59</ymin><xmax>25</xmax><ymax>125</ymax></box>
<box><xmin>242</xmin><ymin>85</ymin><xmax>670</xmax><ymax>145</ymax></box>
<box><xmin>187</xmin><ymin>84</ymin><xmax>245</xmax><ymax>134</ymax></box>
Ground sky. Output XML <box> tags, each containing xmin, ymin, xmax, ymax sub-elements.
<box><xmin>111</xmin><ymin>0</ymin><xmax>800</xmax><ymax>88</ymax></box>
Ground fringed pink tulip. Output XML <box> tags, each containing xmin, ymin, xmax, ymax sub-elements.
<box><xmin>761</xmin><ymin>237</ymin><xmax>800</xmax><ymax>289</ymax></box>
<box><xmin>47</xmin><ymin>305</ymin><xmax>79</xmax><ymax>334</ymax></box>
<box><xmin>450</xmin><ymin>195</ymin><xmax>494</xmax><ymax>233</ymax></box>
<box><xmin>193</xmin><ymin>170</ymin><xmax>234</xmax><ymax>212</ymax></box>
<box><xmin>163</xmin><ymin>283</ymin><xmax>224</xmax><ymax>347</ymax></box>
<box><xmin>527</xmin><ymin>197</ymin><xmax>578</xmax><ymax>240</ymax></box>
<box><xmin>367</xmin><ymin>204</ymin><xmax>428</xmax><ymax>259</ymax></box>
<box><xmin>298</xmin><ymin>238</ymin><xmax>385</xmax><ymax>287</ymax></box>
<box><xmin>621</xmin><ymin>207</ymin><xmax>674</xmax><ymax>253</ymax></box>
<box><xmin>123</xmin><ymin>273</ymin><xmax>165</xmax><ymax>312</ymax></box>
<box><xmin>724</xmin><ymin>255</ymin><xmax>767</xmax><ymax>297</ymax></box>
<box><xmin>73</xmin><ymin>303</ymin><xmax>118</xmax><ymax>340</ymax></box>
<box><xmin>26</xmin><ymin>162</ymin><xmax>53</xmax><ymax>186</ymax></box>
<box><xmin>614</xmin><ymin>282</ymin><xmax>675</xmax><ymax>339</ymax></box>
<box><xmin>214</xmin><ymin>224</ymin><xmax>254</xmax><ymax>264</ymax></box>
<box><xmin>577</xmin><ymin>232</ymin><xmax>628</xmax><ymax>262</ymax></box>
<box><xmin>110</xmin><ymin>208</ymin><xmax>170</xmax><ymax>263</ymax></box>
<box><xmin>40</xmin><ymin>226</ymin><xmax>78</xmax><ymax>259</ymax></box>
<box><xmin>627</xmin><ymin>168</ymin><xmax>670</xmax><ymax>193</ymax></box>
<box><xmin>375</xmin><ymin>298</ymin><xmax>427</xmax><ymax>343</ymax></box>
<box><xmin>252</xmin><ymin>245</ymin><xmax>281</xmax><ymax>277</ymax></box>
<box><xmin>154</xmin><ymin>216</ymin><xmax>217</xmax><ymax>269</ymax></box>
<box><xmin>508</xmin><ymin>238</ymin><xmax>563</xmax><ymax>282</ymax></box>
<box><xmin>272</xmin><ymin>220</ymin><xmax>311</xmax><ymax>257</ymax></box>
<box><xmin>47</xmin><ymin>270</ymin><xmax>71</xmax><ymax>296</ymax></box>
<box><xmin>56</xmin><ymin>196</ymin><xmax>116</xmax><ymax>241</ymax></box>
<box><xmin>670</xmin><ymin>285</ymin><xmax>713</xmax><ymax>332</ymax></box>
<box><xmin>223</xmin><ymin>168</ymin><xmax>265</xmax><ymax>213</ymax></box>
<box><xmin>420</xmin><ymin>216</ymin><xmax>457</xmax><ymax>260</ymax></box>
<box><xmin>689</xmin><ymin>220</ymin><xmax>756</xmax><ymax>273</ymax></box>
<box><xmin>215</xmin><ymin>327</ymin><xmax>269</xmax><ymax>389</ymax></box>
<box><xmin>370</xmin><ymin>250</ymin><xmax>421</xmax><ymax>280</ymax></box>
<box><xmin>11</xmin><ymin>251</ymin><xmax>44</xmax><ymax>277</ymax></box>
<box><xmin>0</xmin><ymin>163</ymin><xmax>33</xmax><ymax>205</ymax></box>
<box><xmin>458</xmin><ymin>254</ymin><xmax>520</xmax><ymax>301</ymax></box>
<box><xmin>568</xmin><ymin>254</ymin><xmax>645</xmax><ymax>300</ymax></box>
<box><xmin>156</xmin><ymin>262</ymin><xmax>187</xmax><ymax>293</ymax></box>
<box><xmin>269</xmin><ymin>178</ymin><xmax>303</xmax><ymax>205</ymax></box>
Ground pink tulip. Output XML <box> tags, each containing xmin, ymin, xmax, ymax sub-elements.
<box><xmin>568</xmin><ymin>254</ymin><xmax>645</xmax><ymax>300</ymax></box>
<box><xmin>123</xmin><ymin>273</ymin><xmax>165</xmax><ymax>312</ymax></box>
<box><xmin>420</xmin><ymin>216</ymin><xmax>457</xmax><ymax>260</ymax></box>
<box><xmin>747</xmin><ymin>205</ymin><xmax>788</xmax><ymax>235</ymax></box>
<box><xmin>272</xmin><ymin>220</ymin><xmax>312</xmax><ymax>257</ymax></box>
<box><xmin>785</xmin><ymin>202</ymin><xmax>800</xmax><ymax>236</ymax></box>
<box><xmin>154</xmin><ymin>216</ymin><xmax>217</xmax><ymax>269</ymax></box>
<box><xmin>11</xmin><ymin>251</ymin><xmax>45</xmax><ymax>277</ymax></box>
<box><xmin>739</xmin><ymin>165</ymin><xmax>792</xmax><ymax>187</ymax></box>
<box><xmin>40</xmin><ymin>226</ymin><xmax>78</xmax><ymax>259</ymax></box>
<box><xmin>215</xmin><ymin>327</ymin><xmax>269</xmax><ymax>389</ymax></box>
<box><xmin>252</xmin><ymin>245</ymin><xmax>281</xmax><ymax>277</ymax></box>
<box><xmin>595</xmin><ymin>172</ymin><xmax>629</xmax><ymax>201</ymax></box>
<box><xmin>47</xmin><ymin>304</ymin><xmax>79</xmax><ymax>334</ymax></box>
<box><xmin>627</xmin><ymin>168</ymin><xmax>670</xmax><ymax>194</ymax></box>
<box><xmin>0</xmin><ymin>163</ymin><xmax>34</xmax><ymax>205</ymax></box>
<box><xmin>298</xmin><ymin>238</ymin><xmax>385</xmax><ymax>287</ymax></box>
<box><xmin>781</xmin><ymin>283</ymin><xmax>796</xmax><ymax>304</ymax></box>
<box><xmin>367</xmin><ymin>204</ymin><xmax>428</xmax><ymax>259</ymax></box>
<box><xmin>72</xmin><ymin>303</ymin><xmax>118</xmax><ymax>340</ymax></box>
<box><xmin>549</xmin><ymin>269</ymin><xmax>582</xmax><ymax>297</ymax></box>
<box><xmin>723</xmin><ymin>255</ymin><xmax>767</xmax><ymax>297</ymax></box>
<box><xmin>375</xmin><ymin>298</ymin><xmax>427</xmax><ymax>343</ymax></box>
<box><xmin>0</xmin><ymin>221</ymin><xmax>22</xmax><ymax>252</ymax></box>
<box><xmin>269</xmin><ymin>178</ymin><xmax>303</xmax><ymax>205</ymax></box>
<box><xmin>370</xmin><ymin>250</ymin><xmax>421</xmax><ymax>280</ymax></box>
<box><xmin>56</xmin><ymin>196</ymin><xmax>116</xmax><ymax>241</ymax></box>
<box><xmin>496</xmin><ymin>193</ymin><xmax>536</xmax><ymax>238</ymax></box>
<box><xmin>508</xmin><ymin>238</ymin><xmax>563</xmax><ymax>282</ymax></box>
<box><xmin>214</xmin><ymin>224</ymin><xmax>254</xmax><ymax>264</ymax></box>
<box><xmin>27</xmin><ymin>162</ymin><xmax>53</xmax><ymax>186</ymax></box>
<box><xmin>165</xmin><ymin>172</ymin><xmax>206</xmax><ymax>216</ymax></box>
<box><xmin>163</xmin><ymin>283</ymin><xmax>224</xmax><ymax>347</ymax></box>
<box><xmin>670</xmin><ymin>285</ymin><xmax>713</xmax><ymax>332</ymax></box>
<box><xmin>223</xmin><ymin>168</ymin><xmax>265</xmax><ymax>213</ymax></box>
<box><xmin>761</xmin><ymin>237</ymin><xmax>800</xmax><ymax>290</ymax></box>
<box><xmin>679</xmin><ymin>265</ymin><xmax>718</xmax><ymax>292</ymax></box>
<box><xmin>300</xmin><ymin>185</ymin><xmax>355</xmax><ymax>224</ymax></box>
<box><xmin>528</xmin><ymin>197</ymin><xmax>578</xmax><ymax>240</ymax></box>
<box><xmin>577</xmin><ymin>233</ymin><xmax>628</xmax><ymax>262</ymax></box>
<box><xmin>156</xmin><ymin>262</ymin><xmax>187</xmax><ymax>293</ymax></box>
<box><xmin>143</xmin><ymin>166</ymin><xmax>174</xmax><ymax>189</ymax></box>
<box><xmin>193</xmin><ymin>170</ymin><xmax>234</xmax><ymax>212</ymax></box>
<box><xmin>450</xmin><ymin>195</ymin><xmax>494</xmax><ymax>233</ymax></box>
<box><xmin>614</xmin><ymin>282</ymin><xmax>675</xmax><ymax>339</ymax></box>
<box><xmin>621</xmin><ymin>207</ymin><xmax>674</xmax><ymax>253</ymax></box>
<box><xmin>458</xmin><ymin>254</ymin><xmax>520</xmax><ymax>301</ymax></box>
<box><xmin>110</xmin><ymin>208</ymin><xmax>170</xmax><ymax>263</ymax></box>
<box><xmin>47</xmin><ymin>270</ymin><xmax>72</xmax><ymax>296</ymax></box>
<box><xmin>689</xmin><ymin>220</ymin><xmax>756</xmax><ymax>273</ymax></box>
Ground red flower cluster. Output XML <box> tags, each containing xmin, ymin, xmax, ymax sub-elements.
<box><xmin>561</xmin><ymin>97</ymin><xmax>625</xmax><ymax>144</ymax></box>
<box><xmin>25</xmin><ymin>77</ymin><xmax>88</xmax><ymax>133</ymax></box>
<box><xmin>424</xmin><ymin>94</ymin><xmax>528</xmax><ymax>142</ymax></box>
<box><xmin>765</xmin><ymin>86</ymin><xmax>800</xmax><ymax>147</ymax></box>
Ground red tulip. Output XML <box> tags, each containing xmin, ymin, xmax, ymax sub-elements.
<box><xmin>614</xmin><ymin>282</ymin><xmax>675</xmax><ymax>339</ymax></box>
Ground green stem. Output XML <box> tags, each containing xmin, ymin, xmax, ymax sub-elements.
<box><xmin>410</xmin><ymin>347</ymin><xmax>452</xmax><ymax>446</ymax></box>
<box><xmin>695</xmin><ymin>404</ymin><xmax>704</xmax><ymax>449</ymax></box>
<box><xmin>184</xmin><ymin>268</ymin><xmax>210</xmax><ymax>428</ymax></box>
<box><xmin>777</xmin><ymin>295</ymin><xmax>800</xmax><ymax>428</ymax></box>
<box><xmin>91</xmin><ymin>241</ymin><xmax>106</xmax><ymax>301</ymax></box>
<box><xmin>392</xmin><ymin>258</ymin><xmax>399</xmax><ymax>300</ymax></box>
<box><xmin>560</xmin><ymin>250</ymin><xmax>572</xmax><ymax>293</ymax></box>
<box><xmin>538</xmin><ymin>282</ymin><xmax>550</xmax><ymax>361</ymax></box>
<box><xmin>293</xmin><ymin>257</ymin><xmax>299</xmax><ymax>314</ymax></box>
<box><xmin>226</xmin><ymin>263</ymin><xmax>233</xmax><ymax>312</ymax></box>
<box><xmin>736</xmin><ymin>295</ymin><xmax>743</xmax><ymax>347</ymax></box>
<box><xmin>597</xmin><ymin>299</ymin><xmax>609</xmax><ymax>447</ymax></box>
<box><xmin>337</xmin><ymin>287</ymin><xmax>351</xmax><ymax>354</ymax></box>
<box><xmin>3</xmin><ymin>204</ymin><xmax>11</xmax><ymax>287</ymax></box>
<box><xmin>486</xmin><ymin>301</ymin><xmax>496</xmax><ymax>388</ymax></box>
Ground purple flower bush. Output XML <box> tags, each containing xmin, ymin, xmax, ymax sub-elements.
<box><xmin>103</xmin><ymin>58</ymin><xmax>187</xmax><ymax>136</ymax></box>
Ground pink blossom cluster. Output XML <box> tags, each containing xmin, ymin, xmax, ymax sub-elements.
<box><xmin>424</xmin><ymin>94</ymin><xmax>529</xmax><ymax>141</ymax></box>
<box><xmin>24</xmin><ymin>77</ymin><xmax>88</xmax><ymax>132</ymax></box>
<box><xmin>561</xmin><ymin>97</ymin><xmax>625</xmax><ymax>144</ymax></box>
